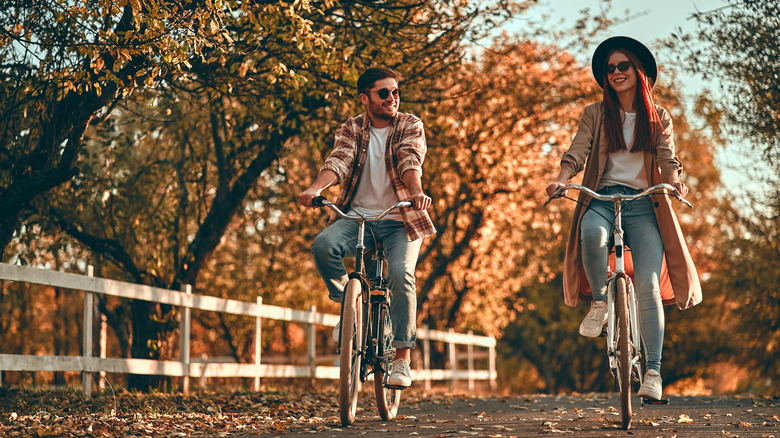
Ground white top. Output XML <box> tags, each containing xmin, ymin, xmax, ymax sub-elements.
<box><xmin>598</xmin><ymin>112</ymin><xmax>649</xmax><ymax>190</ymax></box>
<box><xmin>348</xmin><ymin>125</ymin><xmax>403</xmax><ymax>221</ymax></box>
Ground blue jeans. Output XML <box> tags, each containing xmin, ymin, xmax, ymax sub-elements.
<box><xmin>312</xmin><ymin>219</ymin><xmax>422</xmax><ymax>349</ymax></box>
<box><xmin>580</xmin><ymin>185</ymin><xmax>665</xmax><ymax>372</ymax></box>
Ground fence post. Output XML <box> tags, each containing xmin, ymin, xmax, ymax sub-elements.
<box><xmin>489</xmin><ymin>336</ymin><xmax>496</xmax><ymax>391</ymax></box>
<box><xmin>82</xmin><ymin>265</ymin><xmax>95</xmax><ymax>397</ymax></box>
<box><xmin>308</xmin><ymin>305</ymin><xmax>317</xmax><ymax>381</ymax></box>
<box><xmin>422</xmin><ymin>324</ymin><xmax>431</xmax><ymax>391</ymax></box>
<box><xmin>467</xmin><ymin>330</ymin><xmax>475</xmax><ymax>392</ymax></box>
<box><xmin>448</xmin><ymin>328</ymin><xmax>457</xmax><ymax>390</ymax></box>
<box><xmin>254</xmin><ymin>296</ymin><xmax>262</xmax><ymax>391</ymax></box>
<box><xmin>98</xmin><ymin>309</ymin><xmax>107</xmax><ymax>392</ymax></box>
<box><xmin>180</xmin><ymin>284</ymin><xmax>192</xmax><ymax>394</ymax></box>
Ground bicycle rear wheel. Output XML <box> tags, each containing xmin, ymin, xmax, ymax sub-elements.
<box><xmin>339</xmin><ymin>279</ymin><xmax>363</xmax><ymax>426</ymax></box>
<box><xmin>374</xmin><ymin>304</ymin><xmax>401</xmax><ymax>420</ymax></box>
<box><xmin>615</xmin><ymin>276</ymin><xmax>633</xmax><ymax>430</ymax></box>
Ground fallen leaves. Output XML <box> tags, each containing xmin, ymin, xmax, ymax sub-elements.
<box><xmin>0</xmin><ymin>387</ymin><xmax>340</xmax><ymax>436</ymax></box>
<box><xmin>678</xmin><ymin>413</ymin><xmax>695</xmax><ymax>423</ymax></box>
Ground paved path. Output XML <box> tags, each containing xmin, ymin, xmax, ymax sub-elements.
<box><xmin>242</xmin><ymin>392</ymin><xmax>778</xmax><ymax>437</ymax></box>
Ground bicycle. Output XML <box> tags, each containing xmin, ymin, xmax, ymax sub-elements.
<box><xmin>544</xmin><ymin>183</ymin><xmax>691</xmax><ymax>430</ymax></box>
<box><xmin>311</xmin><ymin>196</ymin><xmax>409</xmax><ymax>426</ymax></box>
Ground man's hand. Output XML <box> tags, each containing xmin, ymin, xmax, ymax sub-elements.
<box><xmin>299</xmin><ymin>187</ymin><xmax>322</xmax><ymax>208</ymax></box>
<box><xmin>299</xmin><ymin>170</ymin><xmax>338</xmax><ymax>208</ymax></box>
<box><xmin>408</xmin><ymin>192</ymin><xmax>431</xmax><ymax>211</ymax></box>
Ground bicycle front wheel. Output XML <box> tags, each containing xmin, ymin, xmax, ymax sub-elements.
<box><xmin>339</xmin><ymin>279</ymin><xmax>363</xmax><ymax>426</ymax></box>
<box><xmin>615</xmin><ymin>275</ymin><xmax>633</xmax><ymax>430</ymax></box>
<box><xmin>374</xmin><ymin>304</ymin><xmax>401</xmax><ymax>420</ymax></box>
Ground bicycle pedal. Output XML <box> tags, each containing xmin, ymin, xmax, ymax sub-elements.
<box><xmin>641</xmin><ymin>398</ymin><xmax>669</xmax><ymax>405</ymax></box>
<box><xmin>385</xmin><ymin>384</ymin><xmax>407</xmax><ymax>390</ymax></box>
<box><xmin>598</xmin><ymin>328</ymin><xmax>607</xmax><ymax>337</ymax></box>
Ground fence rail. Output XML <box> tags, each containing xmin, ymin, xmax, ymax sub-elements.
<box><xmin>0</xmin><ymin>263</ymin><xmax>496</xmax><ymax>395</ymax></box>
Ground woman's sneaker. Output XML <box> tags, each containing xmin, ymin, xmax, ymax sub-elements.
<box><xmin>637</xmin><ymin>369</ymin><xmax>663</xmax><ymax>400</ymax></box>
<box><xmin>579</xmin><ymin>301</ymin><xmax>608</xmax><ymax>337</ymax></box>
<box><xmin>387</xmin><ymin>359</ymin><xmax>412</xmax><ymax>387</ymax></box>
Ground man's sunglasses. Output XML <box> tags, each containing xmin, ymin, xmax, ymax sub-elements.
<box><xmin>605</xmin><ymin>61</ymin><xmax>632</xmax><ymax>75</ymax></box>
<box><xmin>365</xmin><ymin>88</ymin><xmax>400</xmax><ymax>99</ymax></box>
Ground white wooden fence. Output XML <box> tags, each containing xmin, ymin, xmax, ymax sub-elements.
<box><xmin>0</xmin><ymin>263</ymin><xmax>496</xmax><ymax>395</ymax></box>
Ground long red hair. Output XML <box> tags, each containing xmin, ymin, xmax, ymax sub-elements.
<box><xmin>601</xmin><ymin>49</ymin><xmax>662</xmax><ymax>153</ymax></box>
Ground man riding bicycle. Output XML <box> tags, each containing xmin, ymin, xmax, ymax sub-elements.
<box><xmin>298</xmin><ymin>67</ymin><xmax>435</xmax><ymax>388</ymax></box>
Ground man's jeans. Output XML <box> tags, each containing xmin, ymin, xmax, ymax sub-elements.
<box><xmin>312</xmin><ymin>219</ymin><xmax>422</xmax><ymax>349</ymax></box>
<box><xmin>579</xmin><ymin>185</ymin><xmax>665</xmax><ymax>372</ymax></box>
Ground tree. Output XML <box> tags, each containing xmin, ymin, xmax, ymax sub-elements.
<box><xmin>669</xmin><ymin>0</ymin><xmax>780</xmax><ymax>180</ymax></box>
<box><xmin>6</xmin><ymin>1</ymin><xmax>530</xmax><ymax>388</ymax></box>
<box><xmin>0</xmin><ymin>0</ymin><xmax>234</xmax><ymax>255</ymax></box>
<box><xmin>669</xmin><ymin>0</ymin><xmax>780</xmax><ymax>394</ymax></box>
<box><xmin>411</xmin><ymin>35</ymin><xmax>599</xmax><ymax>335</ymax></box>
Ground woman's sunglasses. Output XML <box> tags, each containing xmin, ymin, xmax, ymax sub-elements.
<box><xmin>605</xmin><ymin>61</ymin><xmax>632</xmax><ymax>75</ymax></box>
<box><xmin>366</xmin><ymin>88</ymin><xmax>400</xmax><ymax>100</ymax></box>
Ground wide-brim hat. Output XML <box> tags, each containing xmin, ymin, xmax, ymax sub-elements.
<box><xmin>591</xmin><ymin>36</ymin><xmax>657</xmax><ymax>88</ymax></box>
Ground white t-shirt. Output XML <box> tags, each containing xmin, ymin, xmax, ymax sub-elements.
<box><xmin>598</xmin><ymin>112</ymin><xmax>649</xmax><ymax>190</ymax></box>
<box><xmin>348</xmin><ymin>125</ymin><xmax>403</xmax><ymax>221</ymax></box>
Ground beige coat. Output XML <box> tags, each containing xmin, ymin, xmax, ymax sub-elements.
<box><xmin>559</xmin><ymin>102</ymin><xmax>702</xmax><ymax>310</ymax></box>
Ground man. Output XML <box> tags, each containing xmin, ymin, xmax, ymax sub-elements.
<box><xmin>299</xmin><ymin>67</ymin><xmax>435</xmax><ymax>387</ymax></box>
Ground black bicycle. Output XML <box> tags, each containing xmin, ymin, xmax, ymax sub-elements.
<box><xmin>311</xmin><ymin>196</ymin><xmax>407</xmax><ymax>426</ymax></box>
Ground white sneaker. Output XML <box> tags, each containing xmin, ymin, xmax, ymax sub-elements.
<box><xmin>332</xmin><ymin>321</ymin><xmax>357</xmax><ymax>343</ymax></box>
<box><xmin>638</xmin><ymin>369</ymin><xmax>663</xmax><ymax>400</ymax></box>
<box><xmin>579</xmin><ymin>301</ymin><xmax>608</xmax><ymax>337</ymax></box>
<box><xmin>332</xmin><ymin>322</ymin><xmax>340</xmax><ymax>342</ymax></box>
<box><xmin>387</xmin><ymin>359</ymin><xmax>412</xmax><ymax>387</ymax></box>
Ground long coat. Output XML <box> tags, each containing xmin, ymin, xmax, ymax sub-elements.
<box><xmin>559</xmin><ymin>102</ymin><xmax>702</xmax><ymax>310</ymax></box>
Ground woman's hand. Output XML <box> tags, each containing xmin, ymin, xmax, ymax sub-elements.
<box><xmin>546</xmin><ymin>182</ymin><xmax>566</xmax><ymax>198</ymax></box>
<box><xmin>670</xmin><ymin>181</ymin><xmax>688</xmax><ymax>198</ymax></box>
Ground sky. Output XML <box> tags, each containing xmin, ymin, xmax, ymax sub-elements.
<box><xmin>519</xmin><ymin>0</ymin><xmax>728</xmax><ymax>91</ymax></box>
<box><xmin>515</xmin><ymin>0</ymin><xmax>762</xmax><ymax>204</ymax></box>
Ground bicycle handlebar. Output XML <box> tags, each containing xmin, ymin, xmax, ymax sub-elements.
<box><xmin>543</xmin><ymin>183</ymin><xmax>693</xmax><ymax>209</ymax></box>
<box><xmin>311</xmin><ymin>196</ymin><xmax>413</xmax><ymax>221</ymax></box>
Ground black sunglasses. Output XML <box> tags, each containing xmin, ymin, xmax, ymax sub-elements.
<box><xmin>605</xmin><ymin>61</ymin><xmax>632</xmax><ymax>75</ymax></box>
<box><xmin>366</xmin><ymin>88</ymin><xmax>400</xmax><ymax>100</ymax></box>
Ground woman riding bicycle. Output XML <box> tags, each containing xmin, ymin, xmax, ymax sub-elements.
<box><xmin>545</xmin><ymin>36</ymin><xmax>702</xmax><ymax>400</ymax></box>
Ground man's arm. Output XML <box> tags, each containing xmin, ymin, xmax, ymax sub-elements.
<box><xmin>299</xmin><ymin>169</ymin><xmax>339</xmax><ymax>207</ymax></box>
<box><xmin>402</xmin><ymin>169</ymin><xmax>432</xmax><ymax>211</ymax></box>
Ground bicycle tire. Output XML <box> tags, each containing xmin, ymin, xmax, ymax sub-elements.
<box><xmin>339</xmin><ymin>279</ymin><xmax>363</xmax><ymax>426</ymax></box>
<box><xmin>374</xmin><ymin>304</ymin><xmax>401</xmax><ymax>420</ymax></box>
<box><xmin>616</xmin><ymin>275</ymin><xmax>633</xmax><ymax>430</ymax></box>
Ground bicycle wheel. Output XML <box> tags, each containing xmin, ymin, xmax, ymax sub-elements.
<box><xmin>374</xmin><ymin>304</ymin><xmax>401</xmax><ymax>420</ymax></box>
<box><xmin>615</xmin><ymin>275</ymin><xmax>633</xmax><ymax>430</ymax></box>
<box><xmin>339</xmin><ymin>279</ymin><xmax>363</xmax><ymax>426</ymax></box>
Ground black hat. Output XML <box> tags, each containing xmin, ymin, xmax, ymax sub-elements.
<box><xmin>591</xmin><ymin>36</ymin><xmax>657</xmax><ymax>88</ymax></box>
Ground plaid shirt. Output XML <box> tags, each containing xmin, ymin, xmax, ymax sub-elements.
<box><xmin>321</xmin><ymin>111</ymin><xmax>436</xmax><ymax>241</ymax></box>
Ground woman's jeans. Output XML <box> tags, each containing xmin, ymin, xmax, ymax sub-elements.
<box><xmin>312</xmin><ymin>218</ymin><xmax>422</xmax><ymax>349</ymax></box>
<box><xmin>580</xmin><ymin>185</ymin><xmax>665</xmax><ymax>372</ymax></box>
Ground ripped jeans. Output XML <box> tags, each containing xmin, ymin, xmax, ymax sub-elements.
<box><xmin>580</xmin><ymin>185</ymin><xmax>665</xmax><ymax>373</ymax></box>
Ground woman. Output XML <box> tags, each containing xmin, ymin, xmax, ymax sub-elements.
<box><xmin>545</xmin><ymin>36</ymin><xmax>702</xmax><ymax>400</ymax></box>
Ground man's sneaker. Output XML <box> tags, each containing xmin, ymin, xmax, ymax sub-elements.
<box><xmin>332</xmin><ymin>322</ymin><xmax>340</xmax><ymax>342</ymax></box>
<box><xmin>579</xmin><ymin>301</ymin><xmax>608</xmax><ymax>337</ymax></box>
<box><xmin>638</xmin><ymin>369</ymin><xmax>663</xmax><ymax>400</ymax></box>
<box><xmin>332</xmin><ymin>321</ymin><xmax>357</xmax><ymax>343</ymax></box>
<box><xmin>387</xmin><ymin>359</ymin><xmax>412</xmax><ymax>387</ymax></box>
